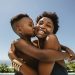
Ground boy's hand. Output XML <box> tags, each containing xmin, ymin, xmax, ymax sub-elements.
<box><xmin>70</xmin><ymin>55</ymin><xmax>75</xmax><ymax>61</ymax></box>
<box><xmin>66</xmin><ymin>48</ymin><xmax>75</xmax><ymax>61</ymax></box>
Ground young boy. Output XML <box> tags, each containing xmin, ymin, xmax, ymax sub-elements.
<box><xmin>9</xmin><ymin>12</ymin><xmax>75</xmax><ymax>75</ymax></box>
<box><xmin>9</xmin><ymin>13</ymin><xmax>57</xmax><ymax>75</ymax></box>
<box><xmin>8</xmin><ymin>13</ymin><xmax>39</xmax><ymax>75</ymax></box>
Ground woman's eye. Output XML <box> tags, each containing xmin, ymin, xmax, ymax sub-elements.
<box><xmin>39</xmin><ymin>21</ymin><xmax>43</xmax><ymax>25</ymax></box>
<box><xmin>47</xmin><ymin>24</ymin><xmax>51</xmax><ymax>28</ymax></box>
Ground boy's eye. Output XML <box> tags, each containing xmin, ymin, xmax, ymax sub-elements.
<box><xmin>29</xmin><ymin>24</ymin><xmax>32</xmax><ymax>27</ymax></box>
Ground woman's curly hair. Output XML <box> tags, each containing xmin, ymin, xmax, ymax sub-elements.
<box><xmin>36</xmin><ymin>11</ymin><xmax>59</xmax><ymax>34</ymax></box>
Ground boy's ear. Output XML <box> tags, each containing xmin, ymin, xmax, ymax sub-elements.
<box><xmin>16</xmin><ymin>27</ymin><xmax>22</xmax><ymax>34</ymax></box>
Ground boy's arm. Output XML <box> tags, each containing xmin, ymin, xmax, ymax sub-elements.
<box><xmin>61</xmin><ymin>44</ymin><xmax>74</xmax><ymax>54</ymax></box>
<box><xmin>14</xmin><ymin>39</ymin><xmax>70</xmax><ymax>62</ymax></box>
<box><xmin>61</xmin><ymin>44</ymin><xmax>75</xmax><ymax>60</ymax></box>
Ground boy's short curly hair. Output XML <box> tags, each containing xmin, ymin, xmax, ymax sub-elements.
<box><xmin>36</xmin><ymin>11</ymin><xmax>59</xmax><ymax>34</ymax></box>
<box><xmin>10</xmin><ymin>14</ymin><xmax>29</xmax><ymax>27</ymax></box>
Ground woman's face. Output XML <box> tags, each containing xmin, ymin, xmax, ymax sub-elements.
<box><xmin>35</xmin><ymin>17</ymin><xmax>54</xmax><ymax>38</ymax></box>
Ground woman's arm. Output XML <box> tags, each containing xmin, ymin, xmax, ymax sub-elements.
<box><xmin>61</xmin><ymin>44</ymin><xmax>75</xmax><ymax>60</ymax></box>
<box><xmin>14</xmin><ymin>39</ymin><xmax>70</xmax><ymax>62</ymax></box>
<box><xmin>8</xmin><ymin>43</ymin><xmax>17</xmax><ymax>61</ymax></box>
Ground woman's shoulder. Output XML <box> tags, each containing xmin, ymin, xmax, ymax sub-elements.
<box><xmin>46</xmin><ymin>34</ymin><xmax>58</xmax><ymax>41</ymax></box>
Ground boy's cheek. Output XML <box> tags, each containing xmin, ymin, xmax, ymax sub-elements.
<box><xmin>33</xmin><ymin>28</ymin><xmax>38</xmax><ymax>35</ymax></box>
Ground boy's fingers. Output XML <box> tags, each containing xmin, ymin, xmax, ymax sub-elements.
<box><xmin>67</xmin><ymin>49</ymin><xmax>75</xmax><ymax>58</ymax></box>
<box><xmin>71</xmin><ymin>56</ymin><xmax>75</xmax><ymax>60</ymax></box>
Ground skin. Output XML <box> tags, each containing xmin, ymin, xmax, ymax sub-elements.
<box><xmin>13</xmin><ymin>39</ymin><xmax>75</xmax><ymax>75</ymax></box>
<box><xmin>9</xmin><ymin>15</ymin><xmax>75</xmax><ymax>75</ymax></box>
<box><xmin>33</xmin><ymin>17</ymin><xmax>75</xmax><ymax>75</ymax></box>
<box><xmin>35</xmin><ymin>17</ymin><xmax>61</xmax><ymax>75</ymax></box>
<box><xmin>9</xmin><ymin>44</ymin><xmax>37</xmax><ymax>75</ymax></box>
<box><xmin>9</xmin><ymin>17</ymin><xmax>38</xmax><ymax>75</ymax></box>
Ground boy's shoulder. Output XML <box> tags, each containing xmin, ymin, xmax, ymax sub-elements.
<box><xmin>12</xmin><ymin>38</ymin><xmax>24</xmax><ymax>44</ymax></box>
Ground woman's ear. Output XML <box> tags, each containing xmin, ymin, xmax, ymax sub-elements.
<box><xmin>51</xmin><ymin>25</ymin><xmax>54</xmax><ymax>34</ymax></box>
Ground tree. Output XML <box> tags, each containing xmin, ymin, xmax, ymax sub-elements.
<box><xmin>0</xmin><ymin>64</ymin><xmax>14</xmax><ymax>73</ymax></box>
<box><xmin>66</xmin><ymin>62</ymin><xmax>75</xmax><ymax>72</ymax></box>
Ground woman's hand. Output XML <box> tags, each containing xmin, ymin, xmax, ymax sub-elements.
<box><xmin>8</xmin><ymin>42</ymin><xmax>16</xmax><ymax>60</ymax></box>
<box><xmin>12</xmin><ymin>59</ymin><xmax>22</xmax><ymax>71</ymax></box>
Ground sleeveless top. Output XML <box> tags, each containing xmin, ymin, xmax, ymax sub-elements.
<box><xmin>51</xmin><ymin>62</ymin><xmax>68</xmax><ymax>75</ymax></box>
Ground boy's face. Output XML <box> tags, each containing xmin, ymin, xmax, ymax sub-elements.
<box><xmin>13</xmin><ymin>17</ymin><xmax>34</xmax><ymax>37</ymax></box>
<box><xmin>35</xmin><ymin>17</ymin><xmax>54</xmax><ymax>38</ymax></box>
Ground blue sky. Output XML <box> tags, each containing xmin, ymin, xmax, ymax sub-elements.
<box><xmin>0</xmin><ymin>0</ymin><xmax>75</xmax><ymax>60</ymax></box>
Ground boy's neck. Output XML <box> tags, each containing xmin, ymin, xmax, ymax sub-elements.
<box><xmin>21</xmin><ymin>36</ymin><xmax>31</xmax><ymax>43</ymax></box>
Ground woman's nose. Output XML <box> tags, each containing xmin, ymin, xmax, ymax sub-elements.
<box><xmin>39</xmin><ymin>25</ymin><xmax>46</xmax><ymax>31</ymax></box>
<box><xmin>40</xmin><ymin>25</ymin><xmax>44</xmax><ymax>28</ymax></box>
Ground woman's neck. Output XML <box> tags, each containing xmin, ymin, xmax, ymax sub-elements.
<box><xmin>38</xmin><ymin>38</ymin><xmax>45</xmax><ymax>49</ymax></box>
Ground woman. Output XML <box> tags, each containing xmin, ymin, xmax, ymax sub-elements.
<box><xmin>9</xmin><ymin>11</ymin><xmax>75</xmax><ymax>75</ymax></box>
